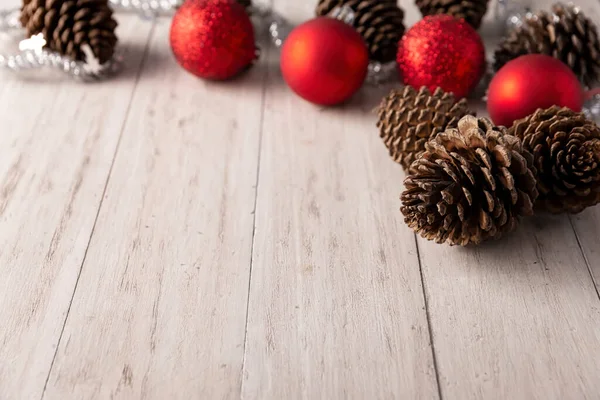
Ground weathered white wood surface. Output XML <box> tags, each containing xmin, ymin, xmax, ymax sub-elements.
<box><xmin>41</xmin><ymin>17</ymin><xmax>268</xmax><ymax>399</ymax></box>
<box><xmin>240</xmin><ymin>1</ymin><xmax>439</xmax><ymax>399</ymax></box>
<box><xmin>0</xmin><ymin>9</ymin><xmax>153</xmax><ymax>400</ymax></box>
<box><xmin>0</xmin><ymin>0</ymin><xmax>599</xmax><ymax>399</ymax></box>
<box><xmin>418</xmin><ymin>215</ymin><xmax>600</xmax><ymax>399</ymax></box>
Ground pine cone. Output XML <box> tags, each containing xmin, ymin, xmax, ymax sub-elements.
<box><xmin>401</xmin><ymin>116</ymin><xmax>538</xmax><ymax>246</ymax></box>
<box><xmin>494</xmin><ymin>3</ymin><xmax>600</xmax><ymax>87</ymax></box>
<box><xmin>20</xmin><ymin>0</ymin><xmax>118</xmax><ymax>65</ymax></box>
<box><xmin>316</xmin><ymin>0</ymin><xmax>405</xmax><ymax>63</ymax></box>
<box><xmin>377</xmin><ymin>86</ymin><xmax>472</xmax><ymax>170</ymax></box>
<box><xmin>415</xmin><ymin>0</ymin><xmax>489</xmax><ymax>29</ymax></box>
<box><xmin>509</xmin><ymin>106</ymin><xmax>600</xmax><ymax>213</ymax></box>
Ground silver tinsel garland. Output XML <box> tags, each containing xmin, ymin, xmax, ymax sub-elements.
<box><xmin>0</xmin><ymin>47</ymin><xmax>122</xmax><ymax>81</ymax></box>
<box><xmin>0</xmin><ymin>8</ymin><xmax>20</xmax><ymax>31</ymax></box>
<box><xmin>0</xmin><ymin>31</ymin><xmax>122</xmax><ymax>81</ymax></box>
<box><xmin>0</xmin><ymin>9</ymin><xmax>121</xmax><ymax>81</ymax></box>
<box><xmin>108</xmin><ymin>0</ymin><xmax>182</xmax><ymax>16</ymax></box>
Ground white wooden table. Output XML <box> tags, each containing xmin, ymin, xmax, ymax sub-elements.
<box><xmin>1</xmin><ymin>0</ymin><xmax>599</xmax><ymax>399</ymax></box>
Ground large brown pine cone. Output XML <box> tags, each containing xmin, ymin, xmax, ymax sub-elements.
<box><xmin>415</xmin><ymin>0</ymin><xmax>489</xmax><ymax>29</ymax></box>
<box><xmin>20</xmin><ymin>0</ymin><xmax>118</xmax><ymax>64</ymax></box>
<box><xmin>509</xmin><ymin>106</ymin><xmax>600</xmax><ymax>213</ymax></box>
<box><xmin>494</xmin><ymin>3</ymin><xmax>600</xmax><ymax>87</ymax></box>
<box><xmin>377</xmin><ymin>86</ymin><xmax>472</xmax><ymax>170</ymax></box>
<box><xmin>401</xmin><ymin>116</ymin><xmax>538</xmax><ymax>246</ymax></box>
<box><xmin>316</xmin><ymin>0</ymin><xmax>405</xmax><ymax>63</ymax></box>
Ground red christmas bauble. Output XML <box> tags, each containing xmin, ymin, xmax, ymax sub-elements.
<box><xmin>281</xmin><ymin>18</ymin><xmax>369</xmax><ymax>106</ymax></box>
<box><xmin>487</xmin><ymin>54</ymin><xmax>583</xmax><ymax>127</ymax></box>
<box><xmin>397</xmin><ymin>15</ymin><xmax>486</xmax><ymax>99</ymax></box>
<box><xmin>169</xmin><ymin>0</ymin><xmax>256</xmax><ymax>80</ymax></box>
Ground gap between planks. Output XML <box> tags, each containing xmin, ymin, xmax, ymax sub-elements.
<box><xmin>39</xmin><ymin>19</ymin><xmax>158</xmax><ymax>400</ymax></box>
<box><xmin>414</xmin><ymin>235</ymin><xmax>444</xmax><ymax>400</ymax></box>
<box><xmin>240</xmin><ymin>0</ymin><xmax>274</xmax><ymax>392</ymax></box>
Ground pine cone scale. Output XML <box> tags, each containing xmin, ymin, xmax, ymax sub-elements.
<box><xmin>377</xmin><ymin>86</ymin><xmax>473</xmax><ymax>170</ymax></box>
<box><xmin>509</xmin><ymin>106</ymin><xmax>600</xmax><ymax>213</ymax></box>
<box><xmin>402</xmin><ymin>116</ymin><xmax>538</xmax><ymax>246</ymax></box>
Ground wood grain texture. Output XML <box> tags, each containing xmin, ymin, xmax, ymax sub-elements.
<box><xmin>418</xmin><ymin>216</ymin><xmax>600</xmax><ymax>400</ymax></box>
<box><xmin>0</xmin><ymin>15</ymin><xmax>152</xmax><ymax>400</ymax></box>
<box><xmin>1</xmin><ymin>0</ymin><xmax>599</xmax><ymax>398</ymax></box>
<box><xmin>241</xmin><ymin>2</ymin><xmax>438</xmax><ymax>399</ymax></box>
<box><xmin>43</xmin><ymin>18</ymin><xmax>267</xmax><ymax>399</ymax></box>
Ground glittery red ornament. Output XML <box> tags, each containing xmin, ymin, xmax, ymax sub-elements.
<box><xmin>487</xmin><ymin>54</ymin><xmax>583</xmax><ymax>127</ymax></box>
<box><xmin>169</xmin><ymin>0</ymin><xmax>256</xmax><ymax>80</ymax></box>
<box><xmin>397</xmin><ymin>15</ymin><xmax>485</xmax><ymax>99</ymax></box>
<box><xmin>281</xmin><ymin>18</ymin><xmax>369</xmax><ymax>106</ymax></box>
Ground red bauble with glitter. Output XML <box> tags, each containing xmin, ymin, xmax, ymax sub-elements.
<box><xmin>169</xmin><ymin>0</ymin><xmax>256</xmax><ymax>80</ymax></box>
<box><xmin>397</xmin><ymin>15</ymin><xmax>486</xmax><ymax>99</ymax></box>
<box><xmin>487</xmin><ymin>54</ymin><xmax>583</xmax><ymax>127</ymax></box>
<box><xmin>281</xmin><ymin>18</ymin><xmax>369</xmax><ymax>106</ymax></box>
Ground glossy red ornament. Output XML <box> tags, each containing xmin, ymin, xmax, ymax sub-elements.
<box><xmin>169</xmin><ymin>0</ymin><xmax>256</xmax><ymax>80</ymax></box>
<box><xmin>487</xmin><ymin>54</ymin><xmax>583</xmax><ymax>127</ymax></box>
<box><xmin>280</xmin><ymin>17</ymin><xmax>369</xmax><ymax>106</ymax></box>
<box><xmin>397</xmin><ymin>15</ymin><xmax>486</xmax><ymax>99</ymax></box>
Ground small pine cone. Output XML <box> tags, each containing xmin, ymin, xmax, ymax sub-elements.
<box><xmin>494</xmin><ymin>3</ymin><xmax>600</xmax><ymax>87</ymax></box>
<box><xmin>401</xmin><ymin>116</ymin><xmax>538</xmax><ymax>246</ymax></box>
<box><xmin>20</xmin><ymin>0</ymin><xmax>118</xmax><ymax>65</ymax></box>
<box><xmin>377</xmin><ymin>86</ymin><xmax>472</xmax><ymax>170</ymax></box>
<box><xmin>316</xmin><ymin>0</ymin><xmax>405</xmax><ymax>63</ymax></box>
<box><xmin>415</xmin><ymin>0</ymin><xmax>489</xmax><ymax>29</ymax></box>
<box><xmin>509</xmin><ymin>106</ymin><xmax>600</xmax><ymax>213</ymax></box>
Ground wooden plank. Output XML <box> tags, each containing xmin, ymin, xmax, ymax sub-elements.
<box><xmin>0</xmin><ymin>14</ymin><xmax>153</xmax><ymax>400</ymax></box>
<box><xmin>43</xmin><ymin>16</ymin><xmax>267</xmax><ymax>399</ymax></box>
<box><xmin>418</xmin><ymin>0</ymin><xmax>600</xmax><ymax>397</ymax></box>
<box><xmin>241</xmin><ymin>2</ymin><xmax>439</xmax><ymax>399</ymax></box>
<box><xmin>418</xmin><ymin>216</ymin><xmax>600</xmax><ymax>399</ymax></box>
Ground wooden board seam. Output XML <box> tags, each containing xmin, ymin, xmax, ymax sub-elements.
<box><xmin>240</xmin><ymin>6</ymin><xmax>274</xmax><ymax>395</ymax></box>
<box><xmin>414</xmin><ymin>235</ymin><xmax>444</xmax><ymax>400</ymax></box>
<box><xmin>38</xmin><ymin>21</ymin><xmax>157</xmax><ymax>400</ymax></box>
